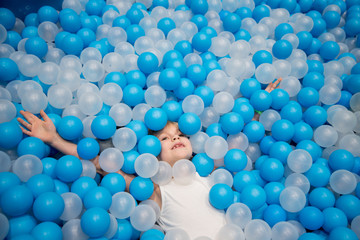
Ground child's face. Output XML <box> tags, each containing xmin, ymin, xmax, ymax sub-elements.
<box><xmin>156</xmin><ymin>123</ymin><xmax>193</xmax><ymax>166</ymax></box>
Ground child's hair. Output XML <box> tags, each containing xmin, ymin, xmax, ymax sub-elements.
<box><xmin>148</xmin><ymin>121</ymin><xmax>179</xmax><ymax>137</ymax></box>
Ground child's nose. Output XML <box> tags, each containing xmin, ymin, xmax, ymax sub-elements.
<box><xmin>172</xmin><ymin>135</ymin><xmax>179</xmax><ymax>141</ymax></box>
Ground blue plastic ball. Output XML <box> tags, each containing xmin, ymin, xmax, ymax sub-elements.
<box><xmin>305</xmin><ymin>38</ymin><xmax>322</xmax><ymax>55</ymax></box>
<box><xmin>137</xmin><ymin>135</ymin><xmax>161</xmax><ymax>156</ymax></box>
<box><xmin>162</xmin><ymin>50</ymin><xmax>182</xmax><ymax>65</ymax></box>
<box><xmin>323</xmin><ymin>207</ymin><xmax>348</xmax><ymax>232</ymax></box>
<box><xmin>252</xmin><ymin>50</ymin><xmax>273</xmax><ymax>67</ymax></box>
<box><xmin>77</xmin><ymin>138</ymin><xmax>100</xmax><ymax>160</ymax></box>
<box><xmin>33</xmin><ymin>192</ymin><xmax>64</xmax><ymax>221</ymax></box>
<box><xmin>232</xmin><ymin>99</ymin><xmax>255</xmax><ymax>123</ymax></box>
<box><xmin>233</xmin><ymin>171</ymin><xmax>257</xmax><ymax>192</ymax></box>
<box><xmin>59</xmin><ymin>12</ymin><xmax>81</xmax><ymax>33</ymax></box>
<box><xmin>280</xmin><ymin>101</ymin><xmax>303</xmax><ymax>123</ymax></box>
<box><xmin>55</xmin><ymin>155</ymin><xmax>83</xmax><ymax>183</ymax></box>
<box><xmin>305</xmin><ymin>163</ymin><xmax>331</xmax><ymax>187</ymax></box>
<box><xmin>178</xmin><ymin>112</ymin><xmax>202</xmax><ymax>135</ymax></box>
<box><xmin>104</xmin><ymin>72</ymin><xmax>127</xmax><ymax>89</ymax></box>
<box><xmin>240</xmin><ymin>184</ymin><xmax>267</xmax><ymax>211</ymax></box>
<box><xmin>234</xmin><ymin>29</ymin><xmax>251</xmax><ymax>41</ymax></box>
<box><xmin>328</xmin><ymin>227</ymin><xmax>358</xmax><ymax>240</ymax></box>
<box><xmin>303</xmin><ymin>105</ymin><xmax>327</xmax><ymax>128</ymax></box>
<box><xmin>190</xmin><ymin>0</ymin><xmax>208</xmax><ymax>15</ymax></box>
<box><xmin>263</xmin><ymin>204</ymin><xmax>287</xmax><ymax>227</ymax></box>
<box><xmin>292</xmin><ymin>121</ymin><xmax>313</xmax><ymax>143</ymax></box>
<box><xmin>161</xmin><ymin>100</ymin><xmax>183</xmax><ymax>122</ymax></box>
<box><xmin>250</xmin><ymin>90</ymin><xmax>272</xmax><ymax>111</ymax></box>
<box><xmin>329</xmin><ymin>149</ymin><xmax>354</xmax><ymax>171</ymax></box>
<box><xmin>206</xmin><ymin>123</ymin><xmax>226</xmax><ymax>138</ymax></box>
<box><xmin>224</xmin><ymin>149</ymin><xmax>247</xmax><ymax>172</ymax></box>
<box><xmin>76</xmin><ymin>27</ymin><xmax>96</xmax><ymax>47</ymax></box>
<box><xmin>260</xmin><ymin>158</ymin><xmax>284</xmax><ymax>182</ymax></box>
<box><xmin>174</xmin><ymin>78</ymin><xmax>195</xmax><ymax>100</ymax></box>
<box><xmin>223</xmin><ymin>13</ymin><xmax>241</xmax><ymax>33</ymax></box>
<box><xmin>17</xmin><ymin>137</ymin><xmax>46</xmax><ymax>159</ymax></box>
<box><xmin>157</xmin><ymin>17</ymin><xmax>176</xmax><ymax>37</ymax></box>
<box><xmin>194</xmin><ymin>86</ymin><xmax>214</xmax><ymax>107</ymax></box>
<box><xmin>122</xmin><ymin>84</ymin><xmax>144</xmax><ymax>107</ymax></box>
<box><xmin>61</xmin><ymin>33</ymin><xmax>84</xmax><ymax>56</ymax></box>
<box><xmin>144</xmin><ymin>108</ymin><xmax>168</xmax><ymax>131</ymax></box>
<box><xmin>5</xmin><ymin>31</ymin><xmax>22</xmax><ymax>49</ymax></box>
<box><xmin>272</xmin><ymin>39</ymin><xmax>293</xmax><ymax>59</ymax></box>
<box><xmin>192</xmin><ymin>32</ymin><xmax>211</xmax><ymax>52</ymax></box>
<box><xmin>252</xmin><ymin>5</ymin><xmax>270</xmax><ymax>22</ymax></box>
<box><xmin>259</xmin><ymin>136</ymin><xmax>276</xmax><ymax>155</ymax></box>
<box><xmin>166</xmin><ymin>59</ymin><xmax>187</xmax><ymax>77</ymax></box>
<box><xmin>308</xmin><ymin>187</ymin><xmax>335</xmax><ymax>210</ymax></box>
<box><xmin>0</xmin><ymin>8</ymin><xmax>16</xmax><ymax>30</ymax></box>
<box><xmin>302</xmin><ymin>72</ymin><xmax>324</xmax><ymax>90</ymax></box>
<box><xmin>7</xmin><ymin>215</ymin><xmax>36</xmax><ymax>238</ymax></box>
<box><xmin>322</xmin><ymin>11</ymin><xmax>340</xmax><ymax>29</ymax></box>
<box><xmin>85</xmin><ymin>0</ymin><xmax>105</xmax><ymax>16</ymax></box>
<box><xmin>191</xmin><ymin>14</ymin><xmax>208</xmax><ymax>30</ymax></box>
<box><xmin>129</xmin><ymin>176</ymin><xmax>154</xmax><ymax>201</ymax></box>
<box><xmin>299</xmin><ymin>206</ymin><xmax>324</xmax><ymax>230</ymax></box>
<box><xmin>243</xmin><ymin>121</ymin><xmax>265</xmax><ymax>143</ymax></box>
<box><xmin>310</xmin><ymin>18</ymin><xmax>326</xmax><ymax>37</ymax></box>
<box><xmin>275</xmin><ymin>23</ymin><xmax>294</xmax><ymax>40</ymax></box>
<box><xmin>57</xmin><ymin>116</ymin><xmax>83</xmax><ymax>141</ymax></box>
<box><xmin>192</xmin><ymin>153</ymin><xmax>214</xmax><ymax>177</ymax></box>
<box><xmin>83</xmin><ymin>186</ymin><xmax>112</xmax><ymax>210</ymax></box>
<box><xmin>126</xmin><ymin>120</ymin><xmax>148</xmax><ymax>142</ymax></box>
<box><xmin>91</xmin><ymin>115</ymin><xmax>116</xmax><ymax>140</ymax></box>
<box><xmin>264</xmin><ymin>182</ymin><xmax>284</xmax><ymax>205</ymax></box>
<box><xmin>121</xmin><ymin>150</ymin><xmax>139</xmax><ymax>175</ymax></box>
<box><xmin>297</xmin><ymin>87</ymin><xmax>319</xmax><ymax>108</ymax></box>
<box><xmin>70</xmin><ymin>176</ymin><xmax>97</xmax><ymax>199</ymax></box>
<box><xmin>137</xmin><ymin>52</ymin><xmax>159</xmax><ymax>75</ymax></box>
<box><xmin>319</xmin><ymin>41</ymin><xmax>340</xmax><ymax>61</ymax></box>
<box><xmin>187</xmin><ymin>64</ymin><xmax>207</xmax><ymax>86</ymax></box>
<box><xmin>344</xmin><ymin>18</ymin><xmax>360</xmax><ymax>37</ymax></box>
<box><xmin>174</xmin><ymin>40</ymin><xmax>193</xmax><ymax>57</ymax></box>
<box><xmin>100</xmin><ymin>173</ymin><xmax>126</xmax><ymax>195</ymax></box>
<box><xmin>0</xmin><ymin>58</ymin><xmax>19</xmax><ymax>81</ymax></box>
<box><xmin>31</xmin><ymin>221</ymin><xmax>62</xmax><ymax>240</ymax></box>
<box><xmin>0</xmin><ymin>185</ymin><xmax>33</xmax><ymax>217</ymax></box>
<box><xmin>336</xmin><ymin>195</ymin><xmax>360</xmax><ymax>222</ymax></box>
<box><xmin>209</xmin><ymin>183</ymin><xmax>234</xmax><ymax>210</ymax></box>
<box><xmin>297</xmin><ymin>31</ymin><xmax>313</xmax><ymax>50</ymax></box>
<box><xmin>37</xmin><ymin>6</ymin><xmax>58</xmax><ymax>23</ymax></box>
<box><xmin>268</xmin><ymin>88</ymin><xmax>289</xmax><ymax>110</ymax></box>
<box><xmin>0</xmin><ymin>121</ymin><xmax>23</xmax><ymax>149</ymax></box>
<box><xmin>269</xmin><ymin>141</ymin><xmax>292</xmax><ymax>164</ymax></box>
<box><xmin>296</xmin><ymin>140</ymin><xmax>322</xmax><ymax>161</ymax></box>
<box><xmin>0</xmin><ymin>172</ymin><xmax>20</xmax><ymax>197</ymax></box>
<box><xmin>81</xmin><ymin>207</ymin><xmax>110</xmax><ymax>238</ymax></box>
<box><xmin>25</xmin><ymin>174</ymin><xmax>54</xmax><ymax>198</ymax></box>
<box><xmin>126</xmin><ymin>24</ymin><xmax>145</xmax><ymax>45</ymax></box>
<box><xmin>126</xmin><ymin>7</ymin><xmax>144</xmax><ymax>25</ymax></box>
<box><xmin>220</xmin><ymin>112</ymin><xmax>244</xmax><ymax>135</ymax></box>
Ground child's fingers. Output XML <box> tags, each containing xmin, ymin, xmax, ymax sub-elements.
<box><xmin>273</xmin><ymin>78</ymin><xmax>282</xmax><ymax>88</ymax></box>
<box><xmin>17</xmin><ymin>117</ymin><xmax>32</xmax><ymax>130</ymax></box>
<box><xmin>20</xmin><ymin>110</ymin><xmax>36</xmax><ymax>123</ymax></box>
<box><xmin>40</xmin><ymin>110</ymin><xmax>50</xmax><ymax>122</ymax></box>
<box><xmin>19</xmin><ymin>125</ymin><xmax>33</xmax><ymax>136</ymax></box>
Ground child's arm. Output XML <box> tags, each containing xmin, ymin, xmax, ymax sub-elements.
<box><xmin>18</xmin><ymin>110</ymin><xmax>79</xmax><ymax>157</ymax></box>
<box><xmin>252</xmin><ymin>78</ymin><xmax>282</xmax><ymax>121</ymax></box>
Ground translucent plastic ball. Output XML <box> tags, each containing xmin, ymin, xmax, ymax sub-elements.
<box><xmin>151</xmin><ymin>161</ymin><xmax>172</xmax><ymax>186</ymax></box>
<box><xmin>204</xmin><ymin>136</ymin><xmax>228</xmax><ymax>160</ymax></box>
<box><xmin>259</xmin><ymin>109</ymin><xmax>281</xmax><ymax>131</ymax></box>
<box><xmin>99</xmin><ymin>83</ymin><xmax>123</xmax><ymax>106</ymax></box>
<box><xmin>331</xmin><ymin>109</ymin><xmax>357</xmax><ymax>133</ymax></box>
<box><xmin>0</xmin><ymin>213</ymin><xmax>9</xmax><ymax>239</ymax></box>
<box><xmin>0</xmin><ymin>99</ymin><xmax>16</xmax><ymax>123</ymax></box>
<box><xmin>0</xmin><ymin>185</ymin><xmax>33</xmax><ymax>217</ymax></box>
<box><xmin>82</xmin><ymin>59</ymin><xmax>105</xmax><ymax>82</ymax></box>
<box><xmin>144</xmin><ymin>85</ymin><xmax>166</xmax><ymax>107</ymax></box>
<box><xmin>279</xmin><ymin>76</ymin><xmax>301</xmax><ymax>97</ymax></box>
<box><xmin>20</xmin><ymin>90</ymin><xmax>48</xmax><ymax>114</ymax></box>
<box><xmin>81</xmin><ymin>207</ymin><xmax>110</xmax><ymax>238</ymax></box>
<box><xmin>164</xmin><ymin>228</ymin><xmax>190</xmax><ymax>240</ymax></box>
<box><xmin>109</xmin><ymin>192</ymin><xmax>136</xmax><ymax>219</ymax></box>
<box><xmin>287</xmin><ymin>149</ymin><xmax>312</xmax><ymax>173</ymax></box>
<box><xmin>212</xmin><ymin>91</ymin><xmax>234</xmax><ymax>114</ymax></box>
<box><xmin>130</xmin><ymin>204</ymin><xmax>156</xmax><ymax>232</ymax></box>
<box><xmin>78</xmin><ymin>92</ymin><xmax>103</xmax><ymax>116</ymax></box>
<box><xmin>285</xmin><ymin>173</ymin><xmax>310</xmax><ymax>194</ymax></box>
<box><xmin>99</xmin><ymin>148</ymin><xmax>124</xmax><ymax>173</ymax></box>
<box><xmin>244</xmin><ymin>219</ymin><xmax>271</xmax><ymax>240</ymax></box>
<box><xmin>319</xmin><ymin>84</ymin><xmax>341</xmax><ymax>105</ymax></box>
<box><xmin>225</xmin><ymin>202</ymin><xmax>252</xmax><ymax>229</ymax></box>
<box><xmin>255</xmin><ymin>63</ymin><xmax>276</xmax><ymax>84</ymax></box>
<box><xmin>279</xmin><ymin>186</ymin><xmax>306</xmax><ymax>213</ymax></box>
<box><xmin>111</xmin><ymin>127</ymin><xmax>137</xmax><ymax>152</ymax></box>
<box><xmin>109</xmin><ymin>103</ymin><xmax>132</xmax><ymax>127</ymax></box>
<box><xmin>338</xmin><ymin>134</ymin><xmax>360</xmax><ymax>157</ymax></box>
<box><xmin>215</xmin><ymin>224</ymin><xmax>245</xmax><ymax>240</ymax></box>
<box><xmin>330</xmin><ymin>169</ymin><xmax>357</xmax><ymax>195</ymax></box>
<box><xmin>134</xmin><ymin>153</ymin><xmax>159</xmax><ymax>178</ymax></box>
<box><xmin>172</xmin><ymin>159</ymin><xmax>196</xmax><ymax>185</ymax></box>
<box><xmin>209</xmin><ymin>36</ymin><xmax>231</xmax><ymax>57</ymax></box>
<box><xmin>32</xmin><ymin>191</ymin><xmax>65</xmax><ymax>222</ymax></box>
<box><xmin>313</xmin><ymin>125</ymin><xmax>338</xmax><ymax>148</ymax></box>
<box><xmin>272</xmin><ymin>221</ymin><xmax>299</xmax><ymax>240</ymax></box>
<box><xmin>181</xmin><ymin>95</ymin><xmax>204</xmax><ymax>116</ymax></box>
<box><xmin>209</xmin><ymin>168</ymin><xmax>234</xmax><ymax>187</ymax></box>
<box><xmin>12</xmin><ymin>154</ymin><xmax>43</xmax><ymax>182</ymax></box>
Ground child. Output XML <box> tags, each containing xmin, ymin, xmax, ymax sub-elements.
<box><xmin>18</xmin><ymin>79</ymin><xmax>282</xmax><ymax>239</ymax></box>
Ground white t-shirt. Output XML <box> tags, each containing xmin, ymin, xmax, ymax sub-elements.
<box><xmin>157</xmin><ymin>173</ymin><xmax>226</xmax><ymax>239</ymax></box>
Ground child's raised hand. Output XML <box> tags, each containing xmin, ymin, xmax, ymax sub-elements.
<box><xmin>17</xmin><ymin>110</ymin><xmax>57</xmax><ymax>144</ymax></box>
<box><xmin>265</xmin><ymin>78</ymin><xmax>282</xmax><ymax>93</ymax></box>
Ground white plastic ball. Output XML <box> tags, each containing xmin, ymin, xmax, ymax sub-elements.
<box><xmin>230</xmin><ymin>40</ymin><xmax>251</xmax><ymax>59</ymax></box>
<box><xmin>279</xmin><ymin>76</ymin><xmax>301</xmax><ymax>97</ymax></box>
<box><xmin>279</xmin><ymin>186</ymin><xmax>306</xmax><ymax>213</ymax></box>
<box><xmin>215</xmin><ymin>224</ymin><xmax>245</xmax><ymax>240</ymax></box>
<box><xmin>350</xmin><ymin>93</ymin><xmax>360</xmax><ymax>112</ymax></box>
<box><xmin>20</xmin><ymin>91</ymin><xmax>48</xmax><ymax>114</ymax></box>
<box><xmin>227</xmin><ymin>132</ymin><xmax>249</xmax><ymax>151</ymax></box>
<box><xmin>132</xmin><ymin>103</ymin><xmax>151</xmax><ymax>122</ymax></box>
<box><xmin>0</xmin><ymin>213</ymin><xmax>9</xmax><ymax>240</ymax></box>
<box><xmin>225</xmin><ymin>59</ymin><xmax>245</xmax><ymax>78</ymax></box>
<box><xmin>80</xmin><ymin>160</ymin><xmax>96</xmax><ymax>179</ymax></box>
<box><xmin>324</xmin><ymin>61</ymin><xmax>344</xmax><ymax>77</ymax></box>
<box><xmin>189</xmin><ymin>131</ymin><xmax>209</xmax><ymax>154</ymax></box>
<box><xmin>12</xmin><ymin>154</ymin><xmax>43</xmax><ymax>182</ymax></box>
<box><xmin>109</xmin><ymin>103</ymin><xmax>133</xmax><ymax>126</ymax></box>
<box><xmin>38</xmin><ymin>21</ymin><xmax>59</xmax><ymax>42</ymax></box>
<box><xmin>82</xmin><ymin>60</ymin><xmax>105</xmax><ymax>82</ymax></box>
<box><xmin>209</xmin><ymin>36</ymin><xmax>231</xmax><ymax>57</ymax></box>
<box><xmin>130</xmin><ymin>205</ymin><xmax>156</xmax><ymax>232</ymax></box>
<box><xmin>57</xmin><ymin>70</ymin><xmax>82</xmax><ymax>92</ymax></box>
<box><xmin>287</xmin><ymin>149</ymin><xmax>312</xmax><ymax>173</ymax></box>
<box><xmin>244</xmin><ymin>219</ymin><xmax>271</xmax><ymax>240</ymax></box>
<box><xmin>134</xmin><ymin>153</ymin><xmax>159</xmax><ymax>178</ymax></box>
<box><xmin>164</xmin><ymin>228</ymin><xmax>190</xmax><ymax>240</ymax></box>
<box><xmin>0</xmin><ymin>99</ymin><xmax>16</xmax><ymax>123</ymax></box>
<box><xmin>115</xmin><ymin>41</ymin><xmax>135</xmax><ymax>56</ymax></box>
<box><xmin>226</xmin><ymin>203</ymin><xmax>252</xmax><ymax>229</ymax></box>
<box><xmin>284</xmin><ymin>173</ymin><xmax>310</xmax><ymax>194</ymax></box>
<box><xmin>206</xmin><ymin>70</ymin><xmax>228</xmax><ymax>92</ymax></box>
<box><xmin>60</xmin><ymin>192</ymin><xmax>83</xmax><ymax>221</ymax></box>
<box><xmin>62</xmin><ymin>219</ymin><xmax>88</xmax><ymax>240</ymax></box>
<box><xmin>18</xmin><ymin>54</ymin><xmax>41</xmax><ymax>77</ymax></box>
<box><xmin>255</xmin><ymin>63</ymin><xmax>276</xmax><ymax>84</ymax></box>
<box><xmin>0</xmin><ymin>24</ymin><xmax>6</xmax><ymax>43</ymax></box>
<box><xmin>212</xmin><ymin>91</ymin><xmax>234</xmax><ymax>114</ymax></box>
<box><xmin>271</xmin><ymin>222</ymin><xmax>299</xmax><ymax>240</ymax></box>
<box><xmin>319</xmin><ymin>84</ymin><xmax>341</xmax><ymax>105</ymax></box>
<box><xmin>112</xmin><ymin>128</ymin><xmax>137</xmax><ymax>152</ymax></box>
<box><xmin>145</xmin><ymin>85</ymin><xmax>166</xmax><ymax>107</ymax></box>
<box><xmin>78</xmin><ymin>92</ymin><xmax>103</xmax><ymax>116</ymax></box>
<box><xmin>37</xmin><ymin>62</ymin><xmax>60</xmax><ymax>85</ymax></box>
<box><xmin>146</xmin><ymin>28</ymin><xmax>165</xmax><ymax>42</ymax></box>
<box><xmin>151</xmin><ymin>161</ymin><xmax>172</xmax><ymax>186</ymax></box>
<box><xmin>60</xmin><ymin>55</ymin><xmax>82</xmax><ymax>74</ymax></box>
<box><xmin>45</xmin><ymin>48</ymin><xmax>65</xmax><ymax>65</ymax></box>
<box><xmin>100</xmin><ymin>83</ymin><xmax>123</xmax><ymax>106</ymax></box>
<box><xmin>210</xmin><ymin>168</ymin><xmax>233</xmax><ymax>187</ymax></box>
<box><xmin>182</xmin><ymin>95</ymin><xmax>204</xmax><ymax>116</ymax></box>
<box><xmin>96</xmin><ymin>24</ymin><xmax>111</xmax><ymax>40</ymax></box>
<box><xmin>259</xmin><ymin>109</ymin><xmax>281</xmax><ymax>131</ymax></box>
<box><xmin>329</xmin><ymin>169</ymin><xmax>357</xmax><ymax>194</ymax></box>
<box><xmin>314</xmin><ymin>125</ymin><xmax>338</xmax><ymax>147</ymax></box>
<box><xmin>134</xmin><ymin>36</ymin><xmax>154</xmax><ymax>55</ymax></box>
<box><xmin>351</xmin><ymin>216</ymin><xmax>360</xmax><ymax>239</ymax></box>
<box><xmin>109</xmin><ymin>192</ymin><xmax>136</xmax><ymax>219</ymax></box>
<box><xmin>204</xmin><ymin>136</ymin><xmax>228</xmax><ymax>160</ymax></box>
<box><xmin>123</xmin><ymin>54</ymin><xmax>139</xmax><ymax>72</ymax></box>
<box><xmin>167</xmin><ymin>28</ymin><xmax>187</xmax><ymax>45</ymax></box>
<box><xmin>249</xmin><ymin>35</ymin><xmax>267</xmax><ymax>53</ymax></box>
<box><xmin>331</xmin><ymin>109</ymin><xmax>357</xmax><ymax>133</ymax></box>
<box><xmin>98</xmin><ymin>148</ymin><xmax>124</xmax><ymax>173</ymax></box>
<box><xmin>0</xmin><ymin>151</ymin><xmax>11</xmax><ymax>172</ymax></box>
<box><xmin>102</xmin><ymin>52</ymin><xmax>124</xmax><ymax>72</ymax></box>
<box><xmin>290</xmin><ymin>59</ymin><xmax>308</xmax><ymax>79</ymax></box>
<box><xmin>172</xmin><ymin>159</ymin><xmax>196</xmax><ymax>185</ymax></box>
<box><xmin>80</xmin><ymin>47</ymin><xmax>102</xmax><ymax>64</ymax></box>
<box><xmin>199</xmin><ymin>107</ymin><xmax>220</xmax><ymax>128</ymax></box>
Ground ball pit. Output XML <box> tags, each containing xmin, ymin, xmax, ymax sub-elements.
<box><xmin>0</xmin><ymin>0</ymin><xmax>360</xmax><ymax>239</ymax></box>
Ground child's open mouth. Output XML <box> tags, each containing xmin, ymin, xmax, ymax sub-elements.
<box><xmin>172</xmin><ymin>143</ymin><xmax>185</xmax><ymax>150</ymax></box>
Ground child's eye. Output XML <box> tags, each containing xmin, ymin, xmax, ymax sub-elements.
<box><xmin>161</xmin><ymin>136</ymin><xmax>168</xmax><ymax>141</ymax></box>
